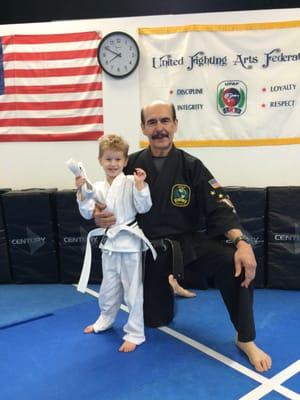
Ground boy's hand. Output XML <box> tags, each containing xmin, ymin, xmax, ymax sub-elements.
<box><xmin>134</xmin><ymin>168</ymin><xmax>147</xmax><ymax>190</ymax></box>
<box><xmin>75</xmin><ymin>176</ymin><xmax>86</xmax><ymax>189</ymax></box>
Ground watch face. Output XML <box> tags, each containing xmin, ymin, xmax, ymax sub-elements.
<box><xmin>97</xmin><ymin>31</ymin><xmax>140</xmax><ymax>78</ymax></box>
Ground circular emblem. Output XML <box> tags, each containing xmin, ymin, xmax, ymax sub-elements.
<box><xmin>222</xmin><ymin>88</ymin><xmax>240</xmax><ymax>107</ymax></box>
<box><xmin>97</xmin><ymin>31</ymin><xmax>140</xmax><ymax>79</ymax></box>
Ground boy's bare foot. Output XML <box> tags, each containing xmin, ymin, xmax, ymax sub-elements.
<box><xmin>83</xmin><ymin>316</ymin><xmax>112</xmax><ymax>333</ymax></box>
<box><xmin>168</xmin><ymin>275</ymin><xmax>196</xmax><ymax>298</ymax></box>
<box><xmin>119</xmin><ymin>341</ymin><xmax>137</xmax><ymax>352</ymax></box>
<box><xmin>84</xmin><ymin>325</ymin><xmax>95</xmax><ymax>333</ymax></box>
<box><xmin>236</xmin><ymin>340</ymin><xmax>272</xmax><ymax>372</ymax></box>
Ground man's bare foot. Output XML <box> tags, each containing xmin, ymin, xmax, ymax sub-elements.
<box><xmin>168</xmin><ymin>275</ymin><xmax>196</xmax><ymax>298</ymax></box>
<box><xmin>119</xmin><ymin>341</ymin><xmax>137</xmax><ymax>352</ymax></box>
<box><xmin>84</xmin><ymin>325</ymin><xmax>95</xmax><ymax>333</ymax></box>
<box><xmin>236</xmin><ymin>340</ymin><xmax>272</xmax><ymax>372</ymax></box>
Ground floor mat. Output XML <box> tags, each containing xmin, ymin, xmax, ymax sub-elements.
<box><xmin>0</xmin><ymin>287</ymin><xmax>299</xmax><ymax>399</ymax></box>
<box><xmin>0</xmin><ymin>300</ymin><xmax>259</xmax><ymax>400</ymax></box>
<box><xmin>0</xmin><ymin>284</ymin><xmax>96</xmax><ymax>328</ymax></box>
<box><xmin>170</xmin><ymin>289</ymin><xmax>300</xmax><ymax>377</ymax></box>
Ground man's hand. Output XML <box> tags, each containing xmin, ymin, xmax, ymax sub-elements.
<box><xmin>234</xmin><ymin>241</ymin><xmax>257</xmax><ymax>288</ymax></box>
<box><xmin>93</xmin><ymin>202</ymin><xmax>116</xmax><ymax>228</ymax></box>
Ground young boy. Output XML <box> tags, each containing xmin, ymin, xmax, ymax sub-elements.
<box><xmin>74</xmin><ymin>134</ymin><xmax>156</xmax><ymax>352</ymax></box>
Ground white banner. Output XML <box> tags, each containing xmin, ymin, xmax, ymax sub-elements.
<box><xmin>139</xmin><ymin>21</ymin><xmax>300</xmax><ymax>147</ymax></box>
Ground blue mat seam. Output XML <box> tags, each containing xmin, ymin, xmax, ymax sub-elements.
<box><xmin>0</xmin><ymin>313</ymin><xmax>54</xmax><ymax>330</ymax></box>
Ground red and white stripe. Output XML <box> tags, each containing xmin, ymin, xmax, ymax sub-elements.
<box><xmin>0</xmin><ymin>31</ymin><xmax>103</xmax><ymax>142</ymax></box>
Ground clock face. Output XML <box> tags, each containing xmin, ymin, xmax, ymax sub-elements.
<box><xmin>97</xmin><ymin>31</ymin><xmax>140</xmax><ymax>78</ymax></box>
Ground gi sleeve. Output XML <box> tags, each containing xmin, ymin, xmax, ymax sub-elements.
<box><xmin>198</xmin><ymin>165</ymin><xmax>241</xmax><ymax>237</ymax></box>
<box><xmin>76</xmin><ymin>193</ymin><xmax>95</xmax><ymax>220</ymax></box>
<box><xmin>133</xmin><ymin>183</ymin><xmax>152</xmax><ymax>214</ymax></box>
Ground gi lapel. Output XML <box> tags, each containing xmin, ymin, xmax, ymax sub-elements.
<box><xmin>104</xmin><ymin>173</ymin><xmax>125</xmax><ymax>213</ymax></box>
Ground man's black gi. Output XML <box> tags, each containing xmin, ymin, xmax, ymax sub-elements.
<box><xmin>125</xmin><ymin>146</ymin><xmax>255</xmax><ymax>342</ymax></box>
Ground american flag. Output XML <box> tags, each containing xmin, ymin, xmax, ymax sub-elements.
<box><xmin>0</xmin><ymin>31</ymin><xmax>103</xmax><ymax>142</ymax></box>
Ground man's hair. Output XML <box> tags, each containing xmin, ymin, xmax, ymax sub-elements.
<box><xmin>140</xmin><ymin>101</ymin><xmax>177</xmax><ymax>124</ymax></box>
<box><xmin>98</xmin><ymin>134</ymin><xmax>129</xmax><ymax>159</ymax></box>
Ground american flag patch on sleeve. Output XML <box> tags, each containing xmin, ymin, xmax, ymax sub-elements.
<box><xmin>208</xmin><ymin>178</ymin><xmax>221</xmax><ymax>189</ymax></box>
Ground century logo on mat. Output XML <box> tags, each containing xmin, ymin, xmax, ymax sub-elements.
<box><xmin>10</xmin><ymin>227</ymin><xmax>46</xmax><ymax>255</ymax></box>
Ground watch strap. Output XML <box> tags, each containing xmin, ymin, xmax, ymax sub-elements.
<box><xmin>233</xmin><ymin>234</ymin><xmax>250</xmax><ymax>246</ymax></box>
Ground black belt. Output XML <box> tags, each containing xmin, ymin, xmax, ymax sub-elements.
<box><xmin>151</xmin><ymin>238</ymin><xmax>184</xmax><ymax>280</ymax></box>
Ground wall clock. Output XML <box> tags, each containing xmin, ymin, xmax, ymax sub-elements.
<box><xmin>97</xmin><ymin>31</ymin><xmax>140</xmax><ymax>78</ymax></box>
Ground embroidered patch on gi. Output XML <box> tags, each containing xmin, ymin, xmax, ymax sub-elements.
<box><xmin>208</xmin><ymin>178</ymin><xmax>221</xmax><ymax>189</ymax></box>
<box><xmin>171</xmin><ymin>184</ymin><xmax>191</xmax><ymax>207</ymax></box>
<box><xmin>219</xmin><ymin>197</ymin><xmax>235</xmax><ymax>210</ymax></box>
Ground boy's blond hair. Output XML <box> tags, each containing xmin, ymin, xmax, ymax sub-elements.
<box><xmin>98</xmin><ymin>134</ymin><xmax>129</xmax><ymax>159</ymax></box>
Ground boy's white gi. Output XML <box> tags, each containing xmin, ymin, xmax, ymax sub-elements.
<box><xmin>77</xmin><ymin>172</ymin><xmax>156</xmax><ymax>345</ymax></box>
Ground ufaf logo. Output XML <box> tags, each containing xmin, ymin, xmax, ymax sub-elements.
<box><xmin>217</xmin><ymin>80</ymin><xmax>247</xmax><ymax>116</ymax></box>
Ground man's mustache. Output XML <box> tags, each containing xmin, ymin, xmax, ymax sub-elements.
<box><xmin>151</xmin><ymin>132</ymin><xmax>169</xmax><ymax>140</ymax></box>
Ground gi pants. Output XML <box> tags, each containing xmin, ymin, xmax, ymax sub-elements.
<box><xmin>143</xmin><ymin>237</ymin><xmax>255</xmax><ymax>343</ymax></box>
<box><xmin>95</xmin><ymin>251</ymin><xmax>145</xmax><ymax>345</ymax></box>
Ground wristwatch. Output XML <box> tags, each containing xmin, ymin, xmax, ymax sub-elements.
<box><xmin>233</xmin><ymin>234</ymin><xmax>251</xmax><ymax>247</ymax></box>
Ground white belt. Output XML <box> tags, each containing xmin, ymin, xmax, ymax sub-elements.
<box><xmin>77</xmin><ymin>222</ymin><xmax>157</xmax><ymax>293</ymax></box>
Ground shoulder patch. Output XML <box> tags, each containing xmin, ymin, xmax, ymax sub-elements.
<box><xmin>208</xmin><ymin>178</ymin><xmax>221</xmax><ymax>189</ymax></box>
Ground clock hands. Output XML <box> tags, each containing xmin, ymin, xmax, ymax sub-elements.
<box><xmin>109</xmin><ymin>53</ymin><xmax>122</xmax><ymax>62</ymax></box>
<box><xmin>104</xmin><ymin>46</ymin><xmax>121</xmax><ymax>62</ymax></box>
<box><xmin>104</xmin><ymin>46</ymin><xmax>120</xmax><ymax>56</ymax></box>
